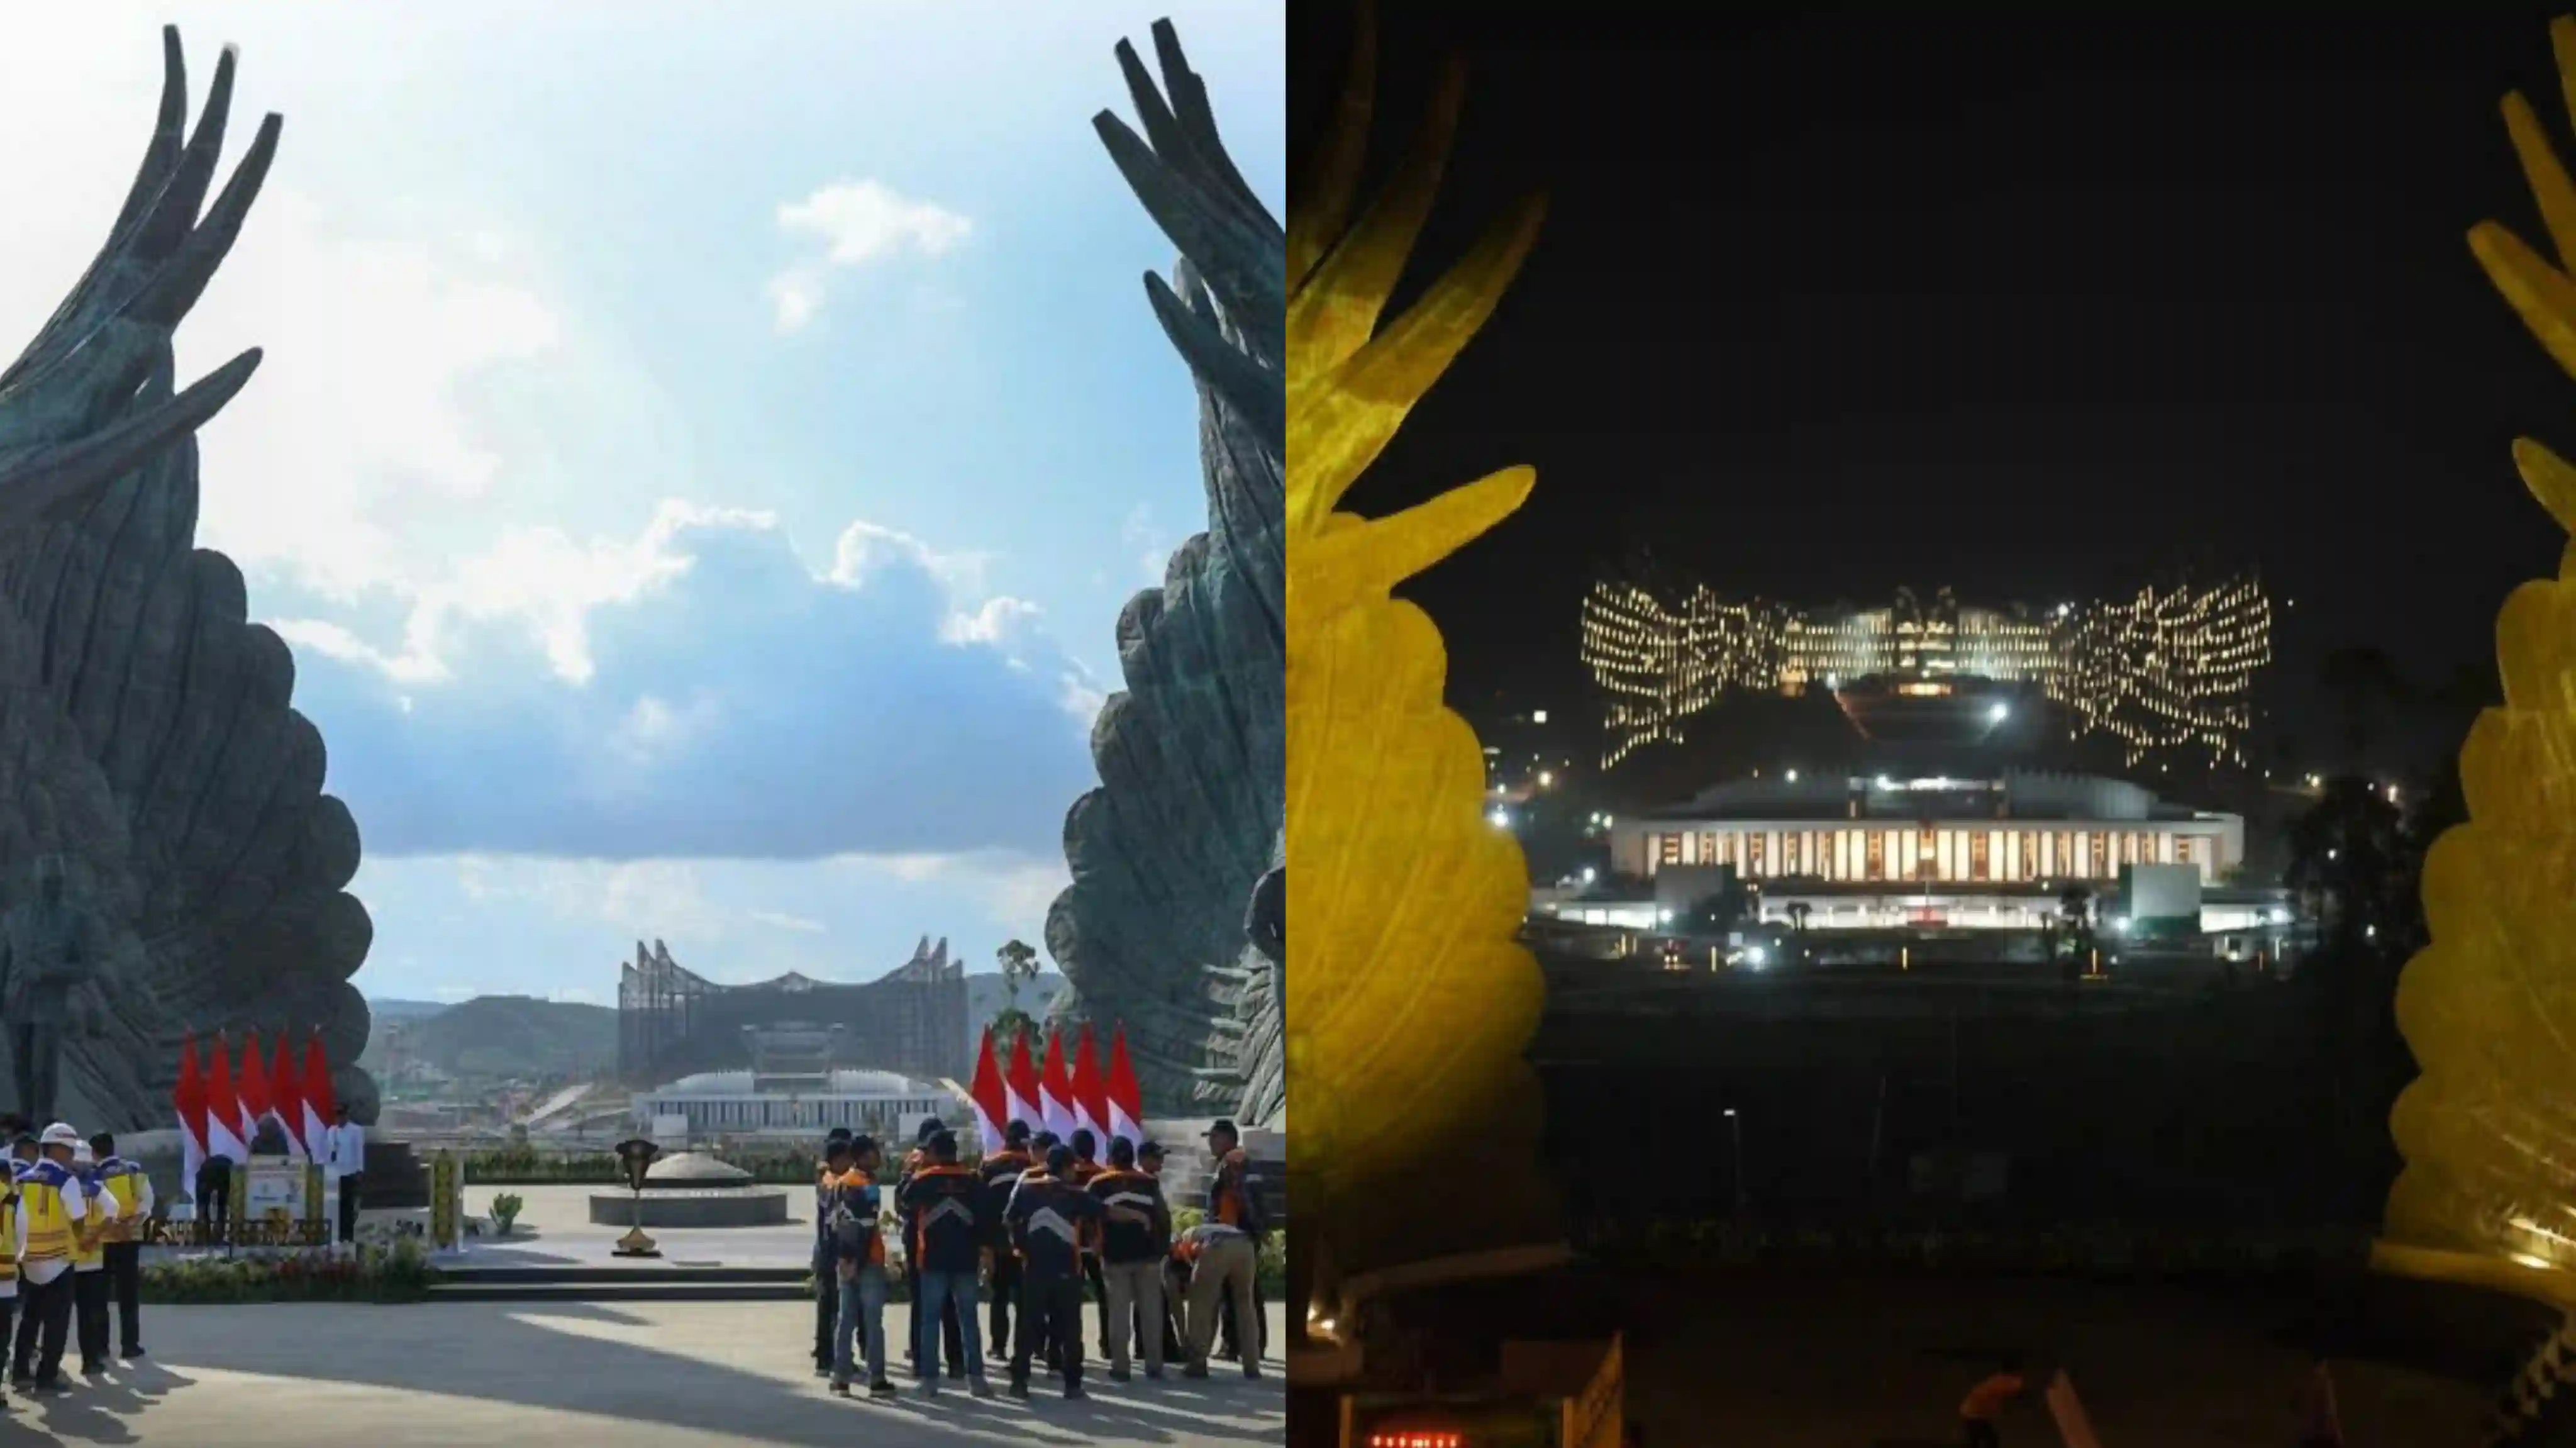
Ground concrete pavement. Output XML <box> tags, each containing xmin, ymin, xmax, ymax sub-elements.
<box><xmin>0</xmin><ymin>1300</ymin><xmax>1285</xmax><ymax>1445</ymax></box>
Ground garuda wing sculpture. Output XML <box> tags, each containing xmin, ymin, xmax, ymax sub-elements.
<box><xmin>1046</xmin><ymin>21</ymin><xmax>1285</xmax><ymax>1125</ymax></box>
<box><xmin>1289</xmin><ymin>9</ymin><xmax>1557</xmax><ymax>1303</ymax></box>
<box><xmin>0</xmin><ymin>29</ymin><xmax>375</xmax><ymax>1128</ymax></box>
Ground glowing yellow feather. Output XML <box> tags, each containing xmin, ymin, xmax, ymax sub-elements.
<box><xmin>1287</xmin><ymin>14</ymin><xmax>1555</xmax><ymax>1265</ymax></box>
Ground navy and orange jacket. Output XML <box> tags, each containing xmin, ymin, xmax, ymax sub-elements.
<box><xmin>977</xmin><ymin>1149</ymin><xmax>1032</xmax><ymax>1246</ymax></box>
<box><xmin>1206</xmin><ymin>1148</ymin><xmax>1264</xmax><ymax>1234</ymax></box>
<box><xmin>1004</xmin><ymin>1171</ymin><xmax>1102</xmax><ymax>1281</ymax></box>
<box><xmin>1086</xmin><ymin>1167</ymin><xmax>1170</xmax><ymax>1265</ymax></box>
<box><xmin>896</xmin><ymin>1162</ymin><xmax>982</xmax><ymax>1275</ymax></box>
<box><xmin>823</xmin><ymin>1167</ymin><xmax>885</xmax><ymax>1269</ymax></box>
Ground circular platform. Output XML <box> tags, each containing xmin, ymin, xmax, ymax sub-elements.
<box><xmin>587</xmin><ymin>1186</ymin><xmax>791</xmax><ymax>1228</ymax></box>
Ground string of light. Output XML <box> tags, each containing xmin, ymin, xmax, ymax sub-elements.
<box><xmin>1580</xmin><ymin>579</ymin><xmax>2273</xmax><ymax>769</ymax></box>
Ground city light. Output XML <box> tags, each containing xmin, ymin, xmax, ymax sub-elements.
<box><xmin>1988</xmin><ymin>701</ymin><xmax>2011</xmax><ymax>723</ymax></box>
<box><xmin>1581</xmin><ymin>866</ymin><xmax>1597</xmax><ymax>883</ymax></box>
<box><xmin>1744</xmin><ymin>945</ymin><xmax>1767</xmax><ymax>967</ymax></box>
<box><xmin>1489</xmin><ymin>809</ymin><xmax>1511</xmax><ymax>828</ymax></box>
<box><xmin>1784</xmin><ymin>769</ymin><xmax>1799</xmax><ymax>782</ymax></box>
<box><xmin>1580</xmin><ymin>577</ymin><xmax>2272</xmax><ymax>769</ymax></box>
<box><xmin>2268</xmin><ymin>906</ymin><xmax>2292</xmax><ymax>925</ymax></box>
<box><xmin>1538</xmin><ymin>770</ymin><xmax>1554</xmax><ymax>788</ymax></box>
<box><xmin>1532</xmin><ymin>709</ymin><xmax>1548</xmax><ymax>724</ymax></box>
<box><xmin>2109</xmin><ymin>916</ymin><xmax>2129</xmax><ymax>935</ymax></box>
<box><xmin>1656</xmin><ymin>908</ymin><xmax>1675</xmax><ymax>924</ymax></box>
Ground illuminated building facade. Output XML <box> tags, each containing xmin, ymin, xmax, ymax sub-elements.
<box><xmin>1610</xmin><ymin>771</ymin><xmax>2243</xmax><ymax>885</ymax></box>
<box><xmin>1579</xmin><ymin>579</ymin><xmax>2272</xmax><ymax>769</ymax></box>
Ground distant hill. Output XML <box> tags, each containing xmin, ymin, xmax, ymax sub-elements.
<box><xmin>378</xmin><ymin>995</ymin><xmax>619</xmax><ymax>1081</ymax></box>
<box><xmin>361</xmin><ymin>971</ymin><xmax>1070</xmax><ymax>1083</ymax></box>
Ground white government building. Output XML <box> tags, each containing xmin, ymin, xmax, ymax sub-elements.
<box><xmin>632</xmin><ymin>1068</ymin><xmax>952</xmax><ymax>1142</ymax></box>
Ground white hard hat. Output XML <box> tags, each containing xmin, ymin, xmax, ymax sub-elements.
<box><xmin>70</xmin><ymin>1142</ymin><xmax>91</xmax><ymax>1166</ymax></box>
<box><xmin>37</xmin><ymin>1123</ymin><xmax>77</xmax><ymax>1148</ymax></box>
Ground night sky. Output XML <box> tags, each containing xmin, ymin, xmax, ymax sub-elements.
<box><xmin>1293</xmin><ymin>6</ymin><xmax>2576</xmax><ymax>783</ymax></box>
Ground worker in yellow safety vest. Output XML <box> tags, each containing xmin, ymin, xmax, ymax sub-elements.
<box><xmin>67</xmin><ymin>1140</ymin><xmax>108</xmax><ymax>1377</ymax></box>
<box><xmin>89</xmin><ymin>1134</ymin><xmax>148</xmax><ymax>1363</ymax></box>
<box><xmin>12</xmin><ymin>1123</ymin><xmax>91</xmax><ymax>1394</ymax></box>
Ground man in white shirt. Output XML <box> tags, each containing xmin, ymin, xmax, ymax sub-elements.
<box><xmin>324</xmin><ymin>1107</ymin><xmax>365</xmax><ymax>1245</ymax></box>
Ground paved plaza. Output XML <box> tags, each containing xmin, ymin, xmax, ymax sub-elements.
<box><xmin>54</xmin><ymin>1182</ymin><xmax>1284</xmax><ymax>1445</ymax></box>
<box><xmin>0</xmin><ymin>1298</ymin><xmax>1285</xmax><ymax>1445</ymax></box>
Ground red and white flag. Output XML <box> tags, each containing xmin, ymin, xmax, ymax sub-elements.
<box><xmin>174</xmin><ymin>1036</ymin><xmax>208</xmax><ymax>1201</ymax></box>
<box><xmin>238</xmin><ymin>1029</ymin><xmax>275</xmax><ymax>1149</ymax></box>
<box><xmin>269</xmin><ymin>1031</ymin><xmax>308</xmax><ymax>1161</ymax></box>
<box><xmin>1071</xmin><ymin>1024</ymin><xmax>1111</xmax><ymax>1142</ymax></box>
<box><xmin>300</xmin><ymin>1032</ymin><xmax>336</xmax><ymax>1161</ymax></box>
<box><xmin>1003</xmin><ymin>1030</ymin><xmax>1043</xmax><ymax>1137</ymax></box>
<box><xmin>203</xmin><ymin>1037</ymin><xmax>248</xmax><ymax>1163</ymax></box>
<box><xmin>967</xmin><ymin>1028</ymin><xmax>1009</xmax><ymax>1154</ymax></box>
<box><xmin>1105</xmin><ymin>1025</ymin><xmax>1146</xmax><ymax>1151</ymax></box>
<box><xmin>1040</xmin><ymin>1029</ymin><xmax>1079</xmax><ymax>1141</ymax></box>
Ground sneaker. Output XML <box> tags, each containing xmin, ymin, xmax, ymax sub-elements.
<box><xmin>79</xmin><ymin>1363</ymin><xmax>102</xmax><ymax>1378</ymax></box>
<box><xmin>970</xmin><ymin>1378</ymin><xmax>996</xmax><ymax>1399</ymax></box>
<box><xmin>1064</xmin><ymin>1384</ymin><xmax>1087</xmax><ymax>1401</ymax></box>
<box><xmin>1182</xmin><ymin>1363</ymin><xmax>1210</xmax><ymax>1379</ymax></box>
<box><xmin>1007</xmin><ymin>1379</ymin><xmax>1031</xmax><ymax>1400</ymax></box>
<box><xmin>1145</xmin><ymin>1366</ymin><xmax>1165</xmax><ymax>1379</ymax></box>
<box><xmin>1108</xmin><ymin>1367</ymin><xmax>1131</xmax><ymax>1383</ymax></box>
<box><xmin>867</xmin><ymin>1379</ymin><xmax>897</xmax><ymax>1398</ymax></box>
<box><xmin>828</xmin><ymin>1379</ymin><xmax>851</xmax><ymax>1396</ymax></box>
<box><xmin>119</xmin><ymin>1347</ymin><xmax>143</xmax><ymax>1360</ymax></box>
<box><xmin>813</xmin><ymin>1362</ymin><xmax>831</xmax><ymax>1378</ymax></box>
<box><xmin>1244</xmin><ymin>1366</ymin><xmax>1263</xmax><ymax>1381</ymax></box>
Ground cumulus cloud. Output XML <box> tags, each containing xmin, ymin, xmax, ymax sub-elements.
<box><xmin>767</xmin><ymin>179</ymin><xmax>972</xmax><ymax>333</ymax></box>
<box><xmin>291</xmin><ymin>507</ymin><xmax>1097</xmax><ymax>860</ymax></box>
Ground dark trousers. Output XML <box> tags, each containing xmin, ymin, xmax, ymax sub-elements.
<box><xmin>1963</xmin><ymin>1420</ymin><xmax>2001</xmax><ymax>1448</ymax></box>
<box><xmin>0</xmin><ymin>1295</ymin><xmax>14</xmax><ymax>1392</ymax></box>
<box><xmin>902</xmin><ymin>1256</ymin><xmax>965</xmax><ymax>1372</ymax></box>
<box><xmin>1084</xmin><ymin>1254</ymin><xmax>1110</xmax><ymax>1353</ymax></box>
<box><xmin>987</xmin><ymin>1252</ymin><xmax>1021</xmax><ymax>1357</ymax></box>
<box><xmin>9</xmin><ymin>1280</ymin><xmax>34</xmax><ymax>1379</ymax></box>
<box><xmin>19</xmin><ymin>1273</ymin><xmax>70</xmax><ymax>1384</ymax></box>
<box><xmin>1010</xmin><ymin>1275</ymin><xmax>1084</xmax><ymax>1393</ymax></box>
<box><xmin>103</xmin><ymin>1243</ymin><xmax>140</xmax><ymax>1354</ymax></box>
<box><xmin>196</xmin><ymin>1159</ymin><xmax>231</xmax><ymax>1246</ymax></box>
<box><xmin>812</xmin><ymin>1266</ymin><xmax>835</xmax><ymax>1367</ymax></box>
<box><xmin>72</xmin><ymin>1271</ymin><xmax>104</xmax><ymax>1371</ymax></box>
<box><xmin>337</xmin><ymin>1174</ymin><xmax>362</xmax><ymax>1244</ymax></box>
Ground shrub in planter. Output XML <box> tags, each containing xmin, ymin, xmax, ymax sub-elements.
<box><xmin>490</xmin><ymin>1193</ymin><xmax>524</xmax><ymax>1235</ymax></box>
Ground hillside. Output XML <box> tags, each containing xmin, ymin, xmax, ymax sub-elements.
<box><xmin>375</xmin><ymin>995</ymin><xmax>619</xmax><ymax>1081</ymax></box>
<box><xmin>362</xmin><ymin>968</ymin><xmax>1071</xmax><ymax>1083</ymax></box>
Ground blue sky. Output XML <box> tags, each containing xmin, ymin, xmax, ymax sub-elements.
<box><xmin>0</xmin><ymin>2</ymin><xmax>1282</xmax><ymax>1004</ymax></box>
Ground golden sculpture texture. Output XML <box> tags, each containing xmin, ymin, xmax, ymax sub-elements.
<box><xmin>2385</xmin><ymin>16</ymin><xmax>2576</xmax><ymax>1285</ymax></box>
<box><xmin>1287</xmin><ymin>12</ymin><xmax>1555</xmax><ymax>1276</ymax></box>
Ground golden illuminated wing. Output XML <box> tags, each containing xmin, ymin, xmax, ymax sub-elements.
<box><xmin>2384</xmin><ymin>15</ymin><xmax>2576</xmax><ymax>1280</ymax></box>
<box><xmin>1287</xmin><ymin>9</ymin><xmax>1556</xmax><ymax>1272</ymax></box>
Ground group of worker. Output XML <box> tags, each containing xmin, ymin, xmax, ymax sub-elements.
<box><xmin>0</xmin><ymin>1117</ymin><xmax>151</xmax><ymax>1405</ymax></box>
<box><xmin>809</xmin><ymin>1113</ymin><xmax>1270</xmax><ymax>1402</ymax></box>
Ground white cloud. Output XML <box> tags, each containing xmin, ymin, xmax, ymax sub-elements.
<box><xmin>1121</xmin><ymin>503</ymin><xmax>1174</xmax><ymax>586</ymax></box>
<box><xmin>297</xmin><ymin>509</ymin><xmax>1096</xmax><ymax>860</ymax></box>
<box><xmin>748</xmin><ymin>911</ymin><xmax>827</xmax><ymax>935</ymax></box>
<box><xmin>767</xmin><ymin>179</ymin><xmax>972</xmax><ymax>333</ymax></box>
<box><xmin>837</xmin><ymin>853</ymin><xmax>1069</xmax><ymax>935</ymax></box>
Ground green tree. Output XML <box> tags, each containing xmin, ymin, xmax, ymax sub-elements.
<box><xmin>992</xmin><ymin>939</ymin><xmax>1041</xmax><ymax>1042</ymax></box>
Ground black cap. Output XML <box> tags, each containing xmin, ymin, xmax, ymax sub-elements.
<box><xmin>929</xmin><ymin>1129</ymin><xmax>958</xmax><ymax>1159</ymax></box>
<box><xmin>1205</xmin><ymin>1118</ymin><xmax>1238</xmax><ymax>1140</ymax></box>
<box><xmin>825</xmin><ymin>1136</ymin><xmax>855</xmax><ymax>1161</ymax></box>
<box><xmin>1003</xmin><ymin>1119</ymin><xmax>1031</xmax><ymax>1145</ymax></box>
<box><xmin>917</xmin><ymin>1117</ymin><xmax>943</xmax><ymax>1145</ymax></box>
<box><xmin>850</xmin><ymin>1133</ymin><xmax>879</xmax><ymax>1158</ymax></box>
<box><xmin>1137</xmin><ymin>1140</ymin><xmax>1164</xmax><ymax>1161</ymax></box>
